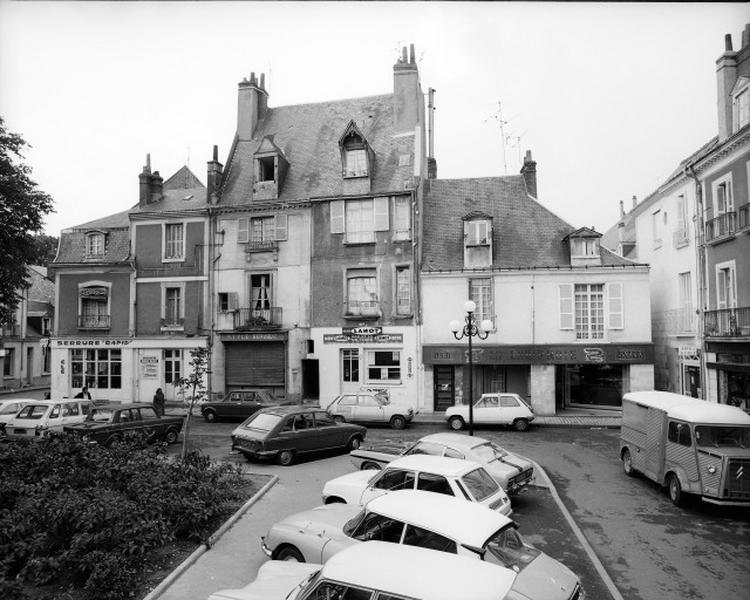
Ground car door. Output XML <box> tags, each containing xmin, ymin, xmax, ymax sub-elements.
<box><xmin>137</xmin><ymin>407</ymin><xmax>161</xmax><ymax>441</ymax></box>
<box><xmin>360</xmin><ymin>468</ymin><xmax>416</xmax><ymax>505</ymax></box>
<box><xmin>498</xmin><ymin>394</ymin><xmax>524</xmax><ymax>424</ymax></box>
<box><xmin>289</xmin><ymin>413</ymin><xmax>317</xmax><ymax>453</ymax></box>
<box><xmin>312</xmin><ymin>411</ymin><xmax>343</xmax><ymax>449</ymax></box>
<box><xmin>473</xmin><ymin>395</ymin><xmax>498</xmax><ymax>424</ymax></box>
<box><xmin>332</xmin><ymin>394</ymin><xmax>357</xmax><ymax>419</ymax></box>
<box><xmin>353</xmin><ymin>394</ymin><xmax>385</xmax><ymax>423</ymax></box>
<box><xmin>223</xmin><ymin>392</ymin><xmax>245</xmax><ymax>419</ymax></box>
<box><xmin>60</xmin><ymin>402</ymin><xmax>82</xmax><ymax>429</ymax></box>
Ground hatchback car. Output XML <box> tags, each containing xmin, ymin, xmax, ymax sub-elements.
<box><xmin>350</xmin><ymin>432</ymin><xmax>535</xmax><ymax>494</ymax></box>
<box><xmin>446</xmin><ymin>392</ymin><xmax>535</xmax><ymax>431</ymax></box>
<box><xmin>208</xmin><ymin>541</ymin><xmax>515</xmax><ymax>600</ymax></box>
<box><xmin>231</xmin><ymin>406</ymin><xmax>366</xmax><ymax>466</ymax></box>
<box><xmin>262</xmin><ymin>490</ymin><xmax>583</xmax><ymax>600</ymax></box>
<box><xmin>3</xmin><ymin>399</ymin><xmax>93</xmax><ymax>440</ymax></box>
<box><xmin>322</xmin><ymin>454</ymin><xmax>512</xmax><ymax>515</ymax></box>
<box><xmin>326</xmin><ymin>391</ymin><xmax>414</xmax><ymax>429</ymax></box>
<box><xmin>0</xmin><ymin>398</ymin><xmax>32</xmax><ymax>433</ymax></box>
<box><xmin>201</xmin><ymin>389</ymin><xmax>290</xmax><ymax>422</ymax></box>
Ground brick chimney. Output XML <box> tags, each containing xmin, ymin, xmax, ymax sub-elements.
<box><xmin>393</xmin><ymin>44</ymin><xmax>421</xmax><ymax>135</ymax></box>
<box><xmin>138</xmin><ymin>154</ymin><xmax>152</xmax><ymax>207</ymax></box>
<box><xmin>521</xmin><ymin>150</ymin><xmax>537</xmax><ymax>198</ymax></box>
<box><xmin>716</xmin><ymin>30</ymin><xmax>738</xmax><ymax>142</ymax></box>
<box><xmin>427</xmin><ymin>87</ymin><xmax>438</xmax><ymax>179</ymax></box>
<box><xmin>207</xmin><ymin>145</ymin><xmax>223</xmax><ymax>204</ymax></box>
<box><xmin>237</xmin><ymin>72</ymin><xmax>269</xmax><ymax>141</ymax></box>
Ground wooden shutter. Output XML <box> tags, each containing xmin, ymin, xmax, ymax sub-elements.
<box><xmin>331</xmin><ymin>200</ymin><xmax>345</xmax><ymax>234</ymax></box>
<box><xmin>228</xmin><ymin>292</ymin><xmax>239</xmax><ymax>310</ymax></box>
<box><xmin>374</xmin><ymin>197</ymin><xmax>389</xmax><ymax>231</ymax></box>
<box><xmin>608</xmin><ymin>283</ymin><xmax>623</xmax><ymax>329</ymax></box>
<box><xmin>274</xmin><ymin>214</ymin><xmax>288</xmax><ymax>240</ymax></box>
<box><xmin>559</xmin><ymin>284</ymin><xmax>574</xmax><ymax>330</ymax></box>
<box><xmin>238</xmin><ymin>218</ymin><xmax>249</xmax><ymax>243</ymax></box>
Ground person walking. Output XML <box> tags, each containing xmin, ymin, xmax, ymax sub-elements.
<box><xmin>153</xmin><ymin>387</ymin><xmax>166</xmax><ymax>417</ymax></box>
<box><xmin>74</xmin><ymin>386</ymin><xmax>92</xmax><ymax>399</ymax></box>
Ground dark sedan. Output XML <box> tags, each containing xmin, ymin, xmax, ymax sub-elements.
<box><xmin>64</xmin><ymin>402</ymin><xmax>183</xmax><ymax>446</ymax></box>
<box><xmin>201</xmin><ymin>389</ymin><xmax>290</xmax><ymax>423</ymax></box>
<box><xmin>231</xmin><ymin>406</ymin><xmax>366</xmax><ymax>466</ymax></box>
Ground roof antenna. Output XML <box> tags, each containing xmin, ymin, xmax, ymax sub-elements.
<box><xmin>484</xmin><ymin>100</ymin><xmax>514</xmax><ymax>175</ymax></box>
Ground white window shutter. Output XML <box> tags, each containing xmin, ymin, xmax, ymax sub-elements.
<box><xmin>238</xmin><ymin>218</ymin><xmax>249</xmax><ymax>243</ymax></box>
<box><xmin>274</xmin><ymin>214</ymin><xmax>288</xmax><ymax>240</ymax></box>
<box><xmin>374</xmin><ymin>197</ymin><xmax>389</xmax><ymax>231</ymax></box>
<box><xmin>608</xmin><ymin>283</ymin><xmax>624</xmax><ymax>329</ymax></box>
<box><xmin>559</xmin><ymin>284</ymin><xmax>574</xmax><ymax>330</ymax></box>
<box><xmin>331</xmin><ymin>200</ymin><xmax>345</xmax><ymax>234</ymax></box>
<box><xmin>228</xmin><ymin>292</ymin><xmax>239</xmax><ymax>310</ymax></box>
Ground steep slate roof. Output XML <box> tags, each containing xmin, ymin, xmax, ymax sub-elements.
<box><xmin>53</xmin><ymin>210</ymin><xmax>132</xmax><ymax>266</ymax></box>
<box><xmin>423</xmin><ymin>177</ymin><xmax>634</xmax><ymax>271</ymax></box>
<box><xmin>221</xmin><ymin>94</ymin><xmax>415</xmax><ymax>205</ymax></box>
<box><xmin>130</xmin><ymin>166</ymin><xmax>207</xmax><ymax>215</ymax></box>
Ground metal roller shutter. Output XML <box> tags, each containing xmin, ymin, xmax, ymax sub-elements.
<box><xmin>225</xmin><ymin>342</ymin><xmax>285</xmax><ymax>386</ymax></box>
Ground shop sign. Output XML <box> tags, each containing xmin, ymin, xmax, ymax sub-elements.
<box><xmin>221</xmin><ymin>332</ymin><xmax>287</xmax><ymax>342</ymax></box>
<box><xmin>324</xmin><ymin>333</ymin><xmax>403</xmax><ymax>344</ymax></box>
<box><xmin>423</xmin><ymin>343</ymin><xmax>654</xmax><ymax>365</ymax></box>
<box><xmin>53</xmin><ymin>338</ymin><xmax>132</xmax><ymax>347</ymax></box>
<box><xmin>678</xmin><ymin>346</ymin><xmax>700</xmax><ymax>360</ymax></box>
<box><xmin>345</xmin><ymin>326</ymin><xmax>382</xmax><ymax>336</ymax></box>
<box><xmin>140</xmin><ymin>356</ymin><xmax>159</xmax><ymax>379</ymax></box>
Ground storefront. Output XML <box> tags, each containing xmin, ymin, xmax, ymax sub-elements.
<box><xmin>220</xmin><ymin>332</ymin><xmax>288</xmax><ymax>398</ymax></box>
<box><xmin>706</xmin><ymin>341</ymin><xmax>750</xmax><ymax>413</ymax></box>
<box><xmin>678</xmin><ymin>345</ymin><xmax>701</xmax><ymax>398</ymax></box>
<box><xmin>423</xmin><ymin>343</ymin><xmax>654</xmax><ymax>414</ymax></box>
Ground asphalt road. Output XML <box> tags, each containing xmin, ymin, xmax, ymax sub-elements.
<box><xmin>171</xmin><ymin>417</ymin><xmax>750</xmax><ymax>600</ymax></box>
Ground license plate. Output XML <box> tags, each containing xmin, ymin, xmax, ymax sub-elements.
<box><xmin>13</xmin><ymin>429</ymin><xmax>28</xmax><ymax>435</ymax></box>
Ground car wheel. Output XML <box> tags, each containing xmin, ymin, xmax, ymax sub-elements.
<box><xmin>347</xmin><ymin>435</ymin><xmax>363</xmax><ymax>451</ymax></box>
<box><xmin>448</xmin><ymin>416</ymin><xmax>464</xmax><ymax>431</ymax></box>
<box><xmin>332</xmin><ymin>415</ymin><xmax>345</xmax><ymax>424</ymax></box>
<box><xmin>389</xmin><ymin>415</ymin><xmax>406</xmax><ymax>430</ymax></box>
<box><xmin>324</xmin><ymin>496</ymin><xmax>346</xmax><ymax>504</ymax></box>
<box><xmin>275</xmin><ymin>546</ymin><xmax>305</xmax><ymax>562</ymax></box>
<box><xmin>622</xmin><ymin>449</ymin><xmax>635</xmax><ymax>477</ymax></box>
<box><xmin>203</xmin><ymin>410</ymin><xmax>217</xmax><ymax>423</ymax></box>
<box><xmin>164</xmin><ymin>428</ymin><xmax>179</xmax><ymax>445</ymax></box>
<box><xmin>361</xmin><ymin>461</ymin><xmax>382</xmax><ymax>471</ymax></box>
<box><xmin>105</xmin><ymin>435</ymin><xmax>121</xmax><ymax>448</ymax></box>
<box><xmin>667</xmin><ymin>473</ymin><xmax>684</xmax><ymax>506</ymax></box>
<box><xmin>513</xmin><ymin>418</ymin><xmax>530</xmax><ymax>432</ymax></box>
<box><xmin>277</xmin><ymin>449</ymin><xmax>295</xmax><ymax>466</ymax></box>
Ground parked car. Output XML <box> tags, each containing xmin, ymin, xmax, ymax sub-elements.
<box><xmin>446</xmin><ymin>392</ymin><xmax>535</xmax><ymax>431</ymax></box>
<box><xmin>231</xmin><ymin>406</ymin><xmax>366</xmax><ymax>466</ymax></box>
<box><xmin>0</xmin><ymin>398</ymin><xmax>32</xmax><ymax>434</ymax></box>
<box><xmin>208</xmin><ymin>541</ymin><xmax>515</xmax><ymax>600</ymax></box>
<box><xmin>201</xmin><ymin>389</ymin><xmax>290</xmax><ymax>423</ymax></box>
<box><xmin>262</xmin><ymin>490</ymin><xmax>583</xmax><ymax>600</ymax></box>
<box><xmin>321</xmin><ymin>454</ymin><xmax>512</xmax><ymax>515</ymax></box>
<box><xmin>325</xmin><ymin>391</ymin><xmax>414</xmax><ymax>429</ymax></box>
<box><xmin>350</xmin><ymin>432</ymin><xmax>535</xmax><ymax>494</ymax></box>
<box><xmin>3</xmin><ymin>399</ymin><xmax>93</xmax><ymax>440</ymax></box>
<box><xmin>63</xmin><ymin>402</ymin><xmax>183</xmax><ymax>446</ymax></box>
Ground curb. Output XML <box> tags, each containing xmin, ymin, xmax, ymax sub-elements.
<box><xmin>526</xmin><ymin>458</ymin><xmax>624</xmax><ymax>600</ymax></box>
<box><xmin>142</xmin><ymin>473</ymin><xmax>279</xmax><ymax>600</ymax></box>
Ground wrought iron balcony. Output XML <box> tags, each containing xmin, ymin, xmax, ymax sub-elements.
<box><xmin>705</xmin><ymin>212</ymin><xmax>737</xmax><ymax>243</ymax></box>
<box><xmin>345</xmin><ymin>301</ymin><xmax>381</xmax><ymax>319</ymax></box>
<box><xmin>78</xmin><ymin>315</ymin><xmax>110</xmax><ymax>330</ymax></box>
<box><xmin>245</xmin><ymin>240</ymin><xmax>279</xmax><ymax>253</ymax></box>
<box><xmin>704</xmin><ymin>307</ymin><xmax>750</xmax><ymax>337</ymax></box>
<box><xmin>233</xmin><ymin>307</ymin><xmax>282</xmax><ymax>330</ymax></box>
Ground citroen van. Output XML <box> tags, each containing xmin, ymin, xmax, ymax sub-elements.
<box><xmin>3</xmin><ymin>399</ymin><xmax>93</xmax><ymax>440</ymax></box>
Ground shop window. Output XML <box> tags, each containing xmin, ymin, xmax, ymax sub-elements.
<box><xmin>164</xmin><ymin>349</ymin><xmax>182</xmax><ymax>385</ymax></box>
<box><xmin>366</xmin><ymin>350</ymin><xmax>400</xmax><ymax>383</ymax></box>
<box><xmin>71</xmin><ymin>348</ymin><xmax>121</xmax><ymax>389</ymax></box>
<box><xmin>342</xmin><ymin>349</ymin><xmax>360</xmax><ymax>383</ymax></box>
<box><xmin>668</xmin><ymin>421</ymin><xmax>692</xmax><ymax>446</ymax></box>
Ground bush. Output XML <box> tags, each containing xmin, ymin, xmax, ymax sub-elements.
<box><xmin>0</xmin><ymin>433</ymin><xmax>246</xmax><ymax>600</ymax></box>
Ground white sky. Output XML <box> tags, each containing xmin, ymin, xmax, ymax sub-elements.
<box><xmin>1</xmin><ymin>1</ymin><xmax>747</xmax><ymax>237</ymax></box>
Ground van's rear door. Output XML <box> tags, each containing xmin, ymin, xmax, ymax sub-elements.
<box><xmin>644</xmin><ymin>406</ymin><xmax>667</xmax><ymax>482</ymax></box>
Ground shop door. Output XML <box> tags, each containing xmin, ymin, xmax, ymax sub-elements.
<box><xmin>434</xmin><ymin>366</ymin><xmax>455</xmax><ymax>412</ymax></box>
<box><xmin>302</xmin><ymin>359</ymin><xmax>319</xmax><ymax>401</ymax></box>
<box><xmin>684</xmin><ymin>366</ymin><xmax>700</xmax><ymax>398</ymax></box>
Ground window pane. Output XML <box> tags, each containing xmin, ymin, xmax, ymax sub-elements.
<box><xmin>469</xmin><ymin>279</ymin><xmax>492</xmax><ymax>322</ymax></box>
<box><xmin>345</xmin><ymin>199</ymin><xmax>374</xmax><ymax>243</ymax></box>
<box><xmin>165</xmin><ymin>224</ymin><xmax>184</xmax><ymax>259</ymax></box>
<box><xmin>575</xmin><ymin>283</ymin><xmax>604</xmax><ymax>340</ymax></box>
<box><xmin>396</xmin><ymin>267</ymin><xmax>411</xmax><ymax>314</ymax></box>
<box><xmin>342</xmin><ymin>349</ymin><xmax>360</xmax><ymax>383</ymax></box>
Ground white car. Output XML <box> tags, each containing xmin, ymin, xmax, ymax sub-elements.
<box><xmin>262</xmin><ymin>490</ymin><xmax>583</xmax><ymax>600</ymax></box>
<box><xmin>3</xmin><ymin>399</ymin><xmax>94</xmax><ymax>440</ymax></box>
<box><xmin>321</xmin><ymin>454</ymin><xmax>512</xmax><ymax>516</ymax></box>
<box><xmin>208</xmin><ymin>541</ymin><xmax>515</xmax><ymax>600</ymax></box>
<box><xmin>0</xmin><ymin>398</ymin><xmax>32</xmax><ymax>431</ymax></box>
<box><xmin>326</xmin><ymin>391</ymin><xmax>414</xmax><ymax>429</ymax></box>
<box><xmin>446</xmin><ymin>392</ymin><xmax>535</xmax><ymax>431</ymax></box>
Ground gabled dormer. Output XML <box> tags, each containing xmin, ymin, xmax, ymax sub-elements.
<box><xmin>252</xmin><ymin>135</ymin><xmax>288</xmax><ymax>201</ymax></box>
<box><xmin>339</xmin><ymin>121</ymin><xmax>374</xmax><ymax>195</ymax></box>
<box><xmin>84</xmin><ymin>230</ymin><xmax>107</xmax><ymax>260</ymax></box>
<box><xmin>463</xmin><ymin>211</ymin><xmax>493</xmax><ymax>269</ymax></box>
<box><xmin>564</xmin><ymin>227</ymin><xmax>602</xmax><ymax>267</ymax></box>
<box><xmin>730</xmin><ymin>76</ymin><xmax>749</xmax><ymax>134</ymax></box>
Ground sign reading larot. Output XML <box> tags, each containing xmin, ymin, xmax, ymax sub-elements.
<box><xmin>345</xmin><ymin>326</ymin><xmax>383</xmax><ymax>336</ymax></box>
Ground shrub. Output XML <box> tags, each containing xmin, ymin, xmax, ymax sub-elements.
<box><xmin>0</xmin><ymin>433</ymin><xmax>246</xmax><ymax>600</ymax></box>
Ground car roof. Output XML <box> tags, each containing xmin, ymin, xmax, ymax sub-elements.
<box><xmin>256</xmin><ymin>405</ymin><xmax>321</xmax><ymax>416</ymax></box>
<box><xmin>366</xmin><ymin>490</ymin><xmax>512</xmax><ymax>547</ymax></box>
<box><xmin>388</xmin><ymin>454</ymin><xmax>483</xmax><ymax>476</ymax></box>
<box><xmin>18</xmin><ymin>399</ymin><xmax>90</xmax><ymax>407</ymax></box>
<box><xmin>418</xmin><ymin>432</ymin><xmax>490</xmax><ymax>450</ymax></box>
<box><xmin>624</xmin><ymin>392</ymin><xmax>750</xmax><ymax>424</ymax></box>
<box><xmin>93</xmin><ymin>402</ymin><xmax>154</xmax><ymax>410</ymax></box>
<box><xmin>321</xmin><ymin>541</ymin><xmax>515</xmax><ymax>600</ymax></box>
<box><xmin>0</xmin><ymin>398</ymin><xmax>34</xmax><ymax>404</ymax></box>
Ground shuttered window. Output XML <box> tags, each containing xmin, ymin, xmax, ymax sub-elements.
<box><xmin>225</xmin><ymin>342</ymin><xmax>285</xmax><ymax>386</ymax></box>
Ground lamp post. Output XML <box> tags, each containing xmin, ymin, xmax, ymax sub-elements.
<box><xmin>450</xmin><ymin>301</ymin><xmax>494</xmax><ymax>436</ymax></box>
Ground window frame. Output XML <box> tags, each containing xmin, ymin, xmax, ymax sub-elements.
<box><xmin>345</xmin><ymin>268</ymin><xmax>379</xmax><ymax>316</ymax></box>
<box><xmin>715</xmin><ymin>260</ymin><xmax>737</xmax><ymax>310</ymax></box>
<box><xmin>85</xmin><ymin>232</ymin><xmax>105</xmax><ymax>258</ymax></box>
<box><xmin>711</xmin><ymin>174</ymin><xmax>734</xmax><ymax>216</ymax></box>
<box><xmin>574</xmin><ymin>283</ymin><xmax>605</xmax><ymax>340</ymax></box>
<box><xmin>732</xmin><ymin>79</ymin><xmax>749</xmax><ymax>133</ymax></box>
<box><xmin>469</xmin><ymin>278</ymin><xmax>493</xmax><ymax>326</ymax></box>
<box><xmin>163</xmin><ymin>223</ymin><xmax>185</xmax><ymax>262</ymax></box>
<box><xmin>394</xmin><ymin>265</ymin><xmax>411</xmax><ymax>316</ymax></box>
<box><xmin>365</xmin><ymin>349</ymin><xmax>401</xmax><ymax>384</ymax></box>
<box><xmin>77</xmin><ymin>282</ymin><xmax>111</xmax><ymax>330</ymax></box>
<box><xmin>160</xmin><ymin>282</ymin><xmax>186</xmax><ymax>329</ymax></box>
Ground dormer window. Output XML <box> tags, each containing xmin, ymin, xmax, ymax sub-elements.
<box><xmin>732</xmin><ymin>77</ymin><xmax>749</xmax><ymax>133</ymax></box>
<box><xmin>345</xmin><ymin>145</ymin><xmax>368</xmax><ymax>178</ymax></box>
<box><xmin>257</xmin><ymin>155</ymin><xmax>276</xmax><ymax>182</ymax></box>
<box><xmin>571</xmin><ymin>238</ymin><xmax>599</xmax><ymax>257</ymax></box>
<box><xmin>564</xmin><ymin>227</ymin><xmax>602</xmax><ymax>267</ymax></box>
<box><xmin>85</xmin><ymin>232</ymin><xmax>105</xmax><ymax>258</ymax></box>
<box><xmin>339</xmin><ymin>122</ymin><xmax>373</xmax><ymax>180</ymax></box>
<box><xmin>463</xmin><ymin>213</ymin><xmax>493</xmax><ymax>269</ymax></box>
<box><xmin>253</xmin><ymin>136</ymin><xmax>288</xmax><ymax>201</ymax></box>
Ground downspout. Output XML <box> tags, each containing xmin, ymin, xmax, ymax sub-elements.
<box><xmin>684</xmin><ymin>163</ymin><xmax>706</xmax><ymax>400</ymax></box>
<box><xmin>207</xmin><ymin>206</ymin><xmax>222</xmax><ymax>401</ymax></box>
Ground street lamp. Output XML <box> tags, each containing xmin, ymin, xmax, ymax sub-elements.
<box><xmin>450</xmin><ymin>300</ymin><xmax>494</xmax><ymax>436</ymax></box>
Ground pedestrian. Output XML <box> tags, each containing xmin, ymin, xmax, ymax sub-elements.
<box><xmin>74</xmin><ymin>386</ymin><xmax>92</xmax><ymax>399</ymax></box>
<box><xmin>153</xmin><ymin>387</ymin><xmax>166</xmax><ymax>417</ymax></box>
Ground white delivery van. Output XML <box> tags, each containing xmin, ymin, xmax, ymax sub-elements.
<box><xmin>3</xmin><ymin>399</ymin><xmax>94</xmax><ymax>440</ymax></box>
<box><xmin>620</xmin><ymin>391</ymin><xmax>750</xmax><ymax>506</ymax></box>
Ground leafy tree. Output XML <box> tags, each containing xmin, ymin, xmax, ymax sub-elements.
<box><xmin>30</xmin><ymin>234</ymin><xmax>58</xmax><ymax>266</ymax></box>
<box><xmin>0</xmin><ymin>117</ymin><xmax>54</xmax><ymax>325</ymax></box>
<box><xmin>173</xmin><ymin>347</ymin><xmax>209</xmax><ymax>460</ymax></box>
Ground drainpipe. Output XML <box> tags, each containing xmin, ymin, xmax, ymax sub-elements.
<box><xmin>684</xmin><ymin>163</ymin><xmax>707</xmax><ymax>400</ymax></box>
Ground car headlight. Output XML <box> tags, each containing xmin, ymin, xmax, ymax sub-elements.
<box><xmin>707</xmin><ymin>465</ymin><xmax>718</xmax><ymax>475</ymax></box>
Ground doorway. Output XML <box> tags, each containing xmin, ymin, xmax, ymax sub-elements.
<box><xmin>433</xmin><ymin>365</ymin><xmax>455</xmax><ymax>411</ymax></box>
<box><xmin>302</xmin><ymin>359</ymin><xmax>319</xmax><ymax>401</ymax></box>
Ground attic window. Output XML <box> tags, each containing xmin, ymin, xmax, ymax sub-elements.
<box><xmin>257</xmin><ymin>155</ymin><xmax>276</xmax><ymax>182</ymax></box>
<box><xmin>342</xmin><ymin>132</ymin><xmax>368</xmax><ymax>178</ymax></box>
<box><xmin>571</xmin><ymin>238</ymin><xmax>599</xmax><ymax>257</ymax></box>
<box><xmin>86</xmin><ymin>233</ymin><xmax>105</xmax><ymax>258</ymax></box>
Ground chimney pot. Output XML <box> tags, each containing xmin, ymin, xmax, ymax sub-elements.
<box><xmin>725</xmin><ymin>33</ymin><xmax>733</xmax><ymax>52</ymax></box>
<box><xmin>402</xmin><ymin>46</ymin><xmax>408</xmax><ymax>62</ymax></box>
<box><xmin>213</xmin><ymin>145</ymin><xmax>218</xmax><ymax>161</ymax></box>
<box><xmin>631</xmin><ymin>195</ymin><xmax>637</xmax><ymax>209</ymax></box>
<box><xmin>619</xmin><ymin>199</ymin><xmax>625</xmax><ymax>218</ymax></box>
<box><xmin>520</xmin><ymin>149</ymin><xmax>537</xmax><ymax>198</ymax></box>
<box><xmin>410</xmin><ymin>43</ymin><xmax>415</xmax><ymax>64</ymax></box>
<box><xmin>260</xmin><ymin>73</ymin><xmax>265</xmax><ymax>90</ymax></box>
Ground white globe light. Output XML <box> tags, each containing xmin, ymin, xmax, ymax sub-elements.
<box><xmin>480</xmin><ymin>319</ymin><xmax>494</xmax><ymax>333</ymax></box>
<box><xmin>449</xmin><ymin>320</ymin><xmax>461</xmax><ymax>333</ymax></box>
<box><xmin>464</xmin><ymin>300</ymin><xmax>476</xmax><ymax>313</ymax></box>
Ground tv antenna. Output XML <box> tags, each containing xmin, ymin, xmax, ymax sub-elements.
<box><xmin>484</xmin><ymin>101</ymin><xmax>517</xmax><ymax>175</ymax></box>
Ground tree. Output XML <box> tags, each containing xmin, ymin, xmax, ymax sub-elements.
<box><xmin>173</xmin><ymin>347</ymin><xmax>209</xmax><ymax>460</ymax></box>
<box><xmin>30</xmin><ymin>234</ymin><xmax>59</xmax><ymax>266</ymax></box>
<box><xmin>0</xmin><ymin>116</ymin><xmax>54</xmax><ymax>325</ymax></box>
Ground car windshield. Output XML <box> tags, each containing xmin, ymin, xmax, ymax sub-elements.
<box><xmin>286</xmin><ymin>569</ymin><xmax>321</xmax><ymax>600</ymax></box>
<box><xmin>87</xmin><ymin>409</ymin><xmax>115</xmax><ymax>423</ymax></box>
<box><xmin>15</xmin><ymin>405</ymin><xmax>49</xmax><ymax>420</ymax></box>
<box><xmin>483</xmin><ymin>525</ymin><xmax>540</xmax><ymax>571</ymax></box>
<box><xmin>695</xmin><ymin>426</ymin><xmax>750</xmax><ymax>448</ymax></box>
<box><xmin>471</xmin><ymin>442</ymin><xmax>508</xmax><ymax>462</ymax></box>
<box><xmin>342</xmin><ymin>509</ymin><xmax>366</xmax><ymax>536</ymax></box>
<box><xmin>460</xmin><ymin>467</ymin><xmax>500</xmax><ymax>501</ymax></box>
<box><xmin>242</xmin><ymin>413</ymin><xmax>283</xmax><ymax>432</ymax></box>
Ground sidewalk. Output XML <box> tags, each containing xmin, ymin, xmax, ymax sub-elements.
<box><xmin>413</xmin><ymin>408</ymin><xmax>622</xmax><ymax>428</ymax></box>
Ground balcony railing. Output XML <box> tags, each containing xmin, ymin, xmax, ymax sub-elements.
<box><xmin>704</xmin><ymin>307</ymin><xmax>750</xmax><ymax>337</ymax></box>
<box><xmin>345</xmin><ymin>301</ymin><xmax>381</xmax><ymax>319</ymax></box>
<box><xmin>738</xmin><ymin>203</ymin><xmax>750</xmax><ymax>232</ymax></box>
<box><xmin>78</xmin><ymin>315</ymin><xmax>110</xmax><ymax>330</ymax></box>
<box><xmin>705</xmin><ymin>211</ymin><xmax>737</xmax><ymax>243</ymax></box>
<box><xmin>233</xmin><ymin>307</ymin><xmax>282</xmax><ymax>330</ymax></box>
<box><xmin>672</xmin><ymin>228</ymin><xmax>689</xmax><ymax>249</ymax></box>
<box><xmin>245</xmin><ymin>240</ymin><xmax>278</xmax><ymax>253</ymax></box>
